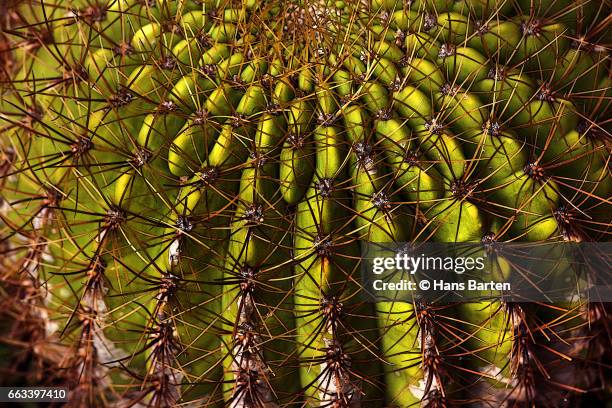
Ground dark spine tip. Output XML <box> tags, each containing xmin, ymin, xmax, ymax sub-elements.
<box><xmin>131</xmin><ymin>148</ymin><xmax>151</xmax><ymax>168</ymax></box>
<box><xmin>576</xmin><ymin>121</ymin><xmax>589</xmax><ymax>134</ymax></box>
<box><xmin>162</xmin><ymin>21</ymin><xmax>183</xmax><ymax>36</ymax></box>
<box><xmin>523</xmin><ymin>162</ymin><xmax>547</xmax><ymax>181</ymax></box>
<box><xmin>488</xmin><ymin>65</ymin><xmax>507</xmax><ymax>81</ymax></box>
<box><xmin>481</xmin><ymin>231</ymin><xmax>497</xmax><ymax>244</ymax></box>
<box><xmin>244</xmin><ymin>204</ymin><xmax>264</xmax><ymax>225</ymax></box>
<box><xmin>91</xmin><ymin>255</ymin><xmax>107</xmax><ymax>274</ymax></box>
<box><xmin>403</xmin><ymin>149</ymin><xmax>419</xmax><ymax>166</ymax></box>
<box><xmin>424</xmin><ymin>118</ymin><xmax>444</xmax><ymax>135</ymax></box>
<box><xmin>199</xmin><ymin>63</ymin><xmax>217</xmax><ymax>79</ymax></box>
<box><xmin>287</xmin><ymin>133</ymin><xmax>305</xmax><ymax>149</ymax></box>
<box><xmin>372</xmin><ymin>191</ymin><xmax>391</xmax><ymax>210</ymax></box>
<box><xmin>483</xmin><ymin>121</ymin><xmax>501</xmax><ymax>136</ymax></box>
<box><xmin>450</xmin><ymin>179</ymin><xmax>473</xmax><ymax>199</ymax></box>
<box><xmin>352</xmin><ymin>142</ymin><xmax>376</xmax><ymax>173</ymax></box>
<box><xmin>197</xmin><ymin>33</ymin><xmax>212</xmax><ymax>47</ymax></box>
<box><xmin>159</xmin><ymin>56</ymin><xmax>177</xmax><ymax>70</ymax></box>
<box><xmin>114</xmin><ymin>42</ymin><xmax>135</xmax><ymax>57</ymax></box>
<box><xmin>475</xmin><ymin>20</ymin><xmax>489</xmax><ymax>35</ymax></box>
<box><xmin>521</xmin><ymin>19</ymin><xmax>542</xmax><ymax>36</ymax></box>
<box><xmin>248</xmin><ymin>151</ymin><xmax>268</xmax><ymax>168</ymax></box>
<box><xmin>314</xmin><ymin>234</ymin><xmax>333</xmax><ymax>258</ymax></box>
<box><xmin>230</xmin><ymin>75</ymin><xmax>247</xmax><ymax>90</ymax></box>
<box><xmin>317</xmin><ymin>111</ymin><xmax>336</xmax><ymax>126</ymax></box>
<box><xmin>388</xmin><ymin>77</ymin><xmax>403</xmax><ymax>92</ymax></box>
<box><xmin>43</xmin><ymin>187</ymin><xmax>63</xmax><ymax>207</ymax></box>
<box><xmin>394</xmin><ymin>29</ymin><xmax>406</xmax><ymax>46</ymax></box>
<box><xmin>265</xmin><ymin>102</ymin><xmax>281</xmax><ymax>115</ymax></box>
<box><xmin>231</xmin><ymin>113</ymin><xmax>248</xmax><ymax>128</ymax></box>
<box><xmin>325</xmin><ymin>342</ymin><xmax>349</xmax><ymax>367</ymax></box>
<box><xmin>157</xmin><ymin>273</ymin><xmax>179</xmax><ymax>302</ymax></box>
<box><xmin>175</xmin><ymin>215</ymin><xmax>193</xmax><ymax>233</ymax></box>
<box><xmin>158</xmin><ymin>100</ymin><xmax>178</xmax><ymax>114</ymax></box>
<box><xmin>109</xmin><ymin>88</ymin><xmax>134</xmax><ymax>108</ymax></box>
<box><xmin>398</xmin><ymin>54</ymin><xmax>412</xmax><ymax>68</ymax></box>
<box><xmin>239</xmin><ymin>265</ymin><xmax>257</xmax><ymax>294</ymax></box>
<box><xmin>438</xmin><ymin>43</ymin><xmax>456</xmax><ymax>58</ymax></box>
<box><xmin>71</xmin><ymin>136</ymin><xmax>94</xmax><ymax>157</ymax></box>
<box><xmin>353</xmin><ymin>141</ymin><xmax>373</xmax><ymax>163</ymax></box>
<box><xmin>423</xmin><ymin>13</ymin><xmax>438</xmax><ymax>32</ymax></box>
<box><xmin>193</xmin><ymin>109</ymin><xmax>210</xmax><ymax>125</ymax></box>
<box><xmin>440</xmin><ymin>83</ymin><xmax>459</xmax><ymax>96</ymax></box>
<box><xmin>104</xmin><ymin>207</ymin><xmax>127</xmax><ymax>230</ymax></box>
<box><xmin>536</xmin><ymin>83</ymin><xmax>557</xmax><ymax>102</ymax></box>
<box><xmin>354</xmin><ymin>73</ymin><xmax>367</xmax><ymax>86</ymax></box>
<box><xmin>261</xmin><ymin>74</ymin><xmax>274</xmax><ymax>89</ymax></box>
<box><xmin>315</xmin><ymin>178</ymin><xmax>334</xmax><ymax>198</ymax></box>
<box><xmin>481</xmin><ymin>232</ymin><xmax>498</xmax><ymax>254</ymax></box>
<box><xmin>375</xmin><ymin>107</ymin><xmax>392</xmax><ymax>121</ymax></box>
<box><xmin>79</xmin><ymin>5</ymin><xmax>108</xmax><ymax>23</ymax></box>
<box><xmin>321</xmin><ymin>294</ymin><xmax>343</xmax><ymax>321</ymax></box>
<box><xmin>26</xmin><ymin>104</ymin><xmax>44</xmax><ymax>123</ymax></box>
<box><xmin>198</xmin><ymin>166</ymin><xmax>220</xmax><ymax>187</ymax></box>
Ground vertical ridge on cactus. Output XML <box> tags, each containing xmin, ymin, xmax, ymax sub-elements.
<box><xmin>0</xmin><ymin>0</ymin><xmax>610</xmax><ymax>407</ymax></box>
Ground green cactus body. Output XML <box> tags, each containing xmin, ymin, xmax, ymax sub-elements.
<box><xmin>0</xmin><ymin>0</ymin><xmax>610</xmax><ymax>407</ymax></box>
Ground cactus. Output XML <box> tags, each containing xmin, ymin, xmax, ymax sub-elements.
<box><xmin>0</xmin><ymin>0</ymin><xmax>610</xmax><ymax>407</ymax></box>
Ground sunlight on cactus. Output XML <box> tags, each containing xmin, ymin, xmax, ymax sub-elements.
<box><xmin>0</xmin><ymin>0</ymin><xmax>610</xmax><ymax>407</ymax></box>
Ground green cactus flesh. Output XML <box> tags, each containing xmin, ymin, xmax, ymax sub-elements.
<box><xmin>0</xmin><ymin>0</ymin><xmax>610</xmax><ymax>407</ymax></box>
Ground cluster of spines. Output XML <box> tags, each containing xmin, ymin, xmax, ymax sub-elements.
<box><xmin>0</xmin><ymin>0</ymin><xmax>609</xmax><ymax>407</ymax></box>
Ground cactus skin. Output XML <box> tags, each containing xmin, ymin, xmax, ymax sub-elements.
<box><xmin>0</xmin><ymin>0</ymin><xmax>610</xmax><ymax>407</ymax></box>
